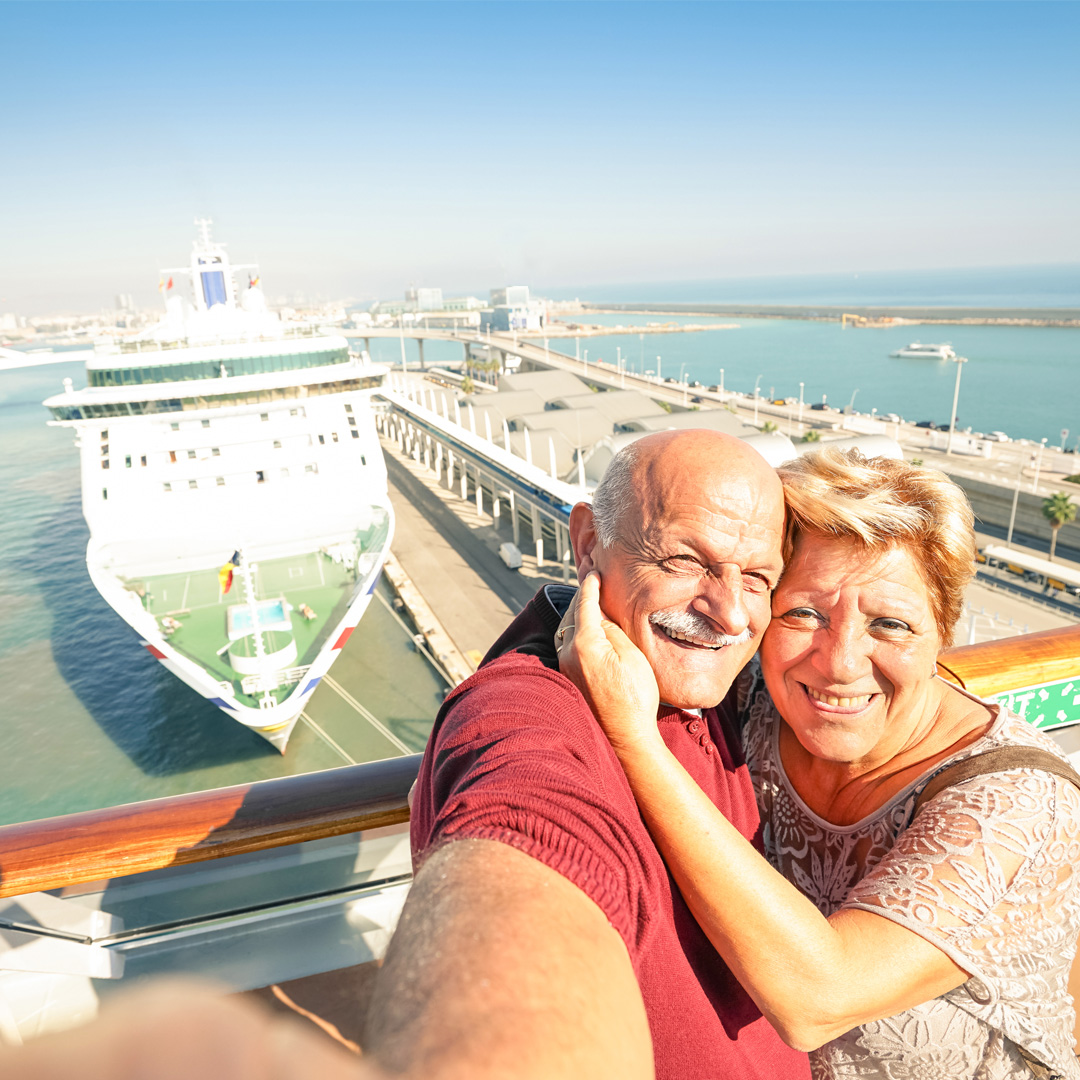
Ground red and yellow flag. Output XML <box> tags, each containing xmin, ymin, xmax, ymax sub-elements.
<box><xmin>218</xmin><ymin>563</ymin><xmax>234</xmax><ymax>595</ymax></box>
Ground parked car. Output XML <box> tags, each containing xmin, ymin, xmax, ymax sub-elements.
<box><xmin>771</xmin><ymin>398</ymin><xmax>787</xmax><ymax>406</ymax></box>
<box><xmin>664</xmin><ymin>377</ymin><xmax>678</xmax><ymax>384</ymax></box>
<box><xmin>706</xmin><ymin>385</ymin><xmax>720</xmax><ymax>393</ymax></box>
<box><xmin>690</xmin><ymin>395</ymin><xmax>703</xmax><ymax>404</ymax></box>
<box><xmin>810</xmin><ymin>402</ymin><xmax>830</xmax><ymax>411</ymax></box>
<box><xmin>915</xmin><ymin>420</ymin><xmax>939</xmax><ymax>429</ymax></box>
<box><xmin>884</xmin><ymin>413</ymin><xmax>901</xmax><ymax>423</ymax></box>
<box><xmin>987</xmin><ymin>431</ymin><xmax>1011</xmax><ymax>442</ymax></box>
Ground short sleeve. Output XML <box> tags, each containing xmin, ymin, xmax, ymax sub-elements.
<box><xmin>411</xmin><ymin>658</ymin><xmax>666</xmax><ymax>960</ymax></box>
<box><xmin>841</xmin><ymin>770</ymin><xmax>1080</xmax><ymax>989</ymax></box>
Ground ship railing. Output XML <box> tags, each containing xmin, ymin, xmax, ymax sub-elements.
<box><xmin>104</xmin><ymin>325</ymin><xmax>334</xmax><ymax>356</ymax></box>
<box><xmin>0</xmin><ymin>626</ymin><xmax>1077</xmax><ymax>1034</ymax></box>
<box><xmin>240</xmin><ymin>665</ymin><xmax>311</xmax><ymax>695</ymax></box>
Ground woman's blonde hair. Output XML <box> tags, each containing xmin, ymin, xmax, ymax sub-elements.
<box><xmin>777</xmin><ymin>449</ymin><xmax>976</xmax><ymax>647</ymax></box>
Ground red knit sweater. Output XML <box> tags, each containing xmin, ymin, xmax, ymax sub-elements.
<box><xmin>411</xmin><ymin>585</ymin><xmax>808</xmax><ymax>1080</ymax></box>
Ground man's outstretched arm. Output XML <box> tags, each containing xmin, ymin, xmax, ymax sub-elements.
<box><xmin>364</xmin><ymin>838</ymin><xmax>654</xmax><ymax>1079</ymax></box>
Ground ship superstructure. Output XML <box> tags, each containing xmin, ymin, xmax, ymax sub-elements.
<box><xmin>43</xmin><ymin>221</ymin><xmax>393</xmax><ymax>750</ymax></box>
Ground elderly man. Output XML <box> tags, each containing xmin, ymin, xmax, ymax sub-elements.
<box><xmin>364</xmin><ymin>430</ymin><xmax>807</xmax><ymax>1080</ymax></box>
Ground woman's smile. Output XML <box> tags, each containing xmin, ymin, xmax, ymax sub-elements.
<box><xmin>803</xmin><ymin>685</ymin><xmax>879</xmax><ymax>713</ymax></box>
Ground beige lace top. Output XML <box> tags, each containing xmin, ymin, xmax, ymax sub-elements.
<box><xmin>742</xmin><ymin>665</ymin><xmax>1080</xmax><ymax>1079</ymax></box>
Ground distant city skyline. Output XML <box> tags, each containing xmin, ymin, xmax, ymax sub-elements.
<box><xmin>1</xmin><ymin>1</ymin><xmax>1078</xmax><ymax>314</ymax></box>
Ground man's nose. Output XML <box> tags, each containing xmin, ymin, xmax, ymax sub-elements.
<box><xmin>694</xmin><ymin>568</ymin><xmax>751</xmax><ymax>638</ymax></box>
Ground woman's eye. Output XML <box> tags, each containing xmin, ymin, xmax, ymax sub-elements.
<box><xmin>779</xmin><ymin>607</ymin><xmax>821</xmax><ymax>625</ymax></box>
<box><xmin>873</xmin><ymin>618</ymin><xmax>911</xmax><ymax>634</ymax></box>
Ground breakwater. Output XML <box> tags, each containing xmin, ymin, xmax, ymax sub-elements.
<box><xmin>585</xmin><ymin>303</ymin><xmax>1080</xmax><ymax>328</ymax></box>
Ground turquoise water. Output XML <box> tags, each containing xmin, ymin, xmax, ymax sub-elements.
<box><xmin>544</xmin><ymin>314</ymin><xmax>1080</xmax><ymax>446</ymax></box>
<box><xmin>0</xmin><ymin>361</ymin><xmax>445</xmax><ymax>827</ymax></box>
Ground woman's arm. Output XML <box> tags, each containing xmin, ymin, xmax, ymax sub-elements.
<box><xmin>559</xmin><ymin>574</ymin><xmax>969</xmax><ymax>1051</ymax></box>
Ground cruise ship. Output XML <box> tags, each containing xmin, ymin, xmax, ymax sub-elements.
<box><xmin>889</xmin><ymin>342</ymin><xmax>957</xmax><ymax>360</ymax></box>
<box><xmin>42</xmin><ymin>222</ymin><xmax>394</xmax><ymax>751</ymax></box>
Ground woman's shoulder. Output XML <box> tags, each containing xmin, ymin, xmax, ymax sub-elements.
<box><xmin>910</xmin><ymin>703</ymin><xmax>1080</xmax><ymax>860</ymax></box>
<box><xmin>929</xmin><ymin>698</ymin><xmax>1079</xmax><ymax>794</ymax></box>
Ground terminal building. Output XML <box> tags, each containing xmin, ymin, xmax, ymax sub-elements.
<box><xmin>479</xmin><ymin>285</ymin><xmax>546</xmax><ymax>332</ymax></box>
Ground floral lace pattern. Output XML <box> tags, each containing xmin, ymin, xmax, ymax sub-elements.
<box><xmin>742</xmin><ymin>662</ymin><xmax>1080</xmax><ymax>1079</ymax></box>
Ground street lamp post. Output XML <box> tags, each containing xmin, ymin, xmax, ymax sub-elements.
<box><xmin>945</xmin><ymin>355</ymin><xmax>968</xmax><ymax>456</ymax></box>
<box><xmin>753</xmin><ymin>374</ymin><xmax>763</xmax><ymax>425</ymax></box>
<box><xmin>1032</xmin><ymin>438</ymin><xmax>1048</xmax><ymax>492</ymax></box>
<box><xmin>719</xmin><ymin>368</ymin><xmax>725</xmax><ymax>400</ymax></box>
<box><xmin>1006</xmin><ymin>453</ymin><xmax>1025</xmax><ymax>547</ymax></box>
<box><xmin>657</xmin><ymin>355</ymin><xmax>662</xmax><ymax>382</ymax></box>
<box><xmin>798</xmin><ymin>381</ymin><xmax>805</xmax><ymax>430</ymax></box>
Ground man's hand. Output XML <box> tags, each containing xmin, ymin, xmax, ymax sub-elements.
<box><xmin>557</xmin><ymin>572</ymin><xmax>662</xmax><ymax>756</ymax></box>
<box><xmin>0</xmin><ymin>979</ymin><xmax>372</xmax><ymax>1080</ymax></box>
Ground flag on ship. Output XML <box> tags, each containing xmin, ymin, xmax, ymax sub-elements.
<box><xmin>248</xmin><ymin>274</ymin><xmax>260</xmax><ymax>288</ymax></box>
<box><xmin>218</xmin><ymin>553</ymin><xmax>240</xmax><ymax>595</ymax></box>
<box><xmin>167</xmin><ymin>276</ymin><xmax>174</xmax><ymax>291</ymax></box>
<box><xmin>157</xmin><ymin>278</ymin><xmax>164</xmax><ymax>293</ymax></box>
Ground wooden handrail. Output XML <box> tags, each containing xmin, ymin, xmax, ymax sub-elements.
<box><xmin>0</xmin><ymin>624</ymin><xmax>1077</xmax><ymax>901</ymax></box>
<box><xmin>938</xmin><ymin>623</ymin><xmax>1080</xmax><ymax>697</ymax></box>
<box><xmin>0</xmin><ymin>753</ymin><xmax>421</xmax><ymax>899</ymax></box>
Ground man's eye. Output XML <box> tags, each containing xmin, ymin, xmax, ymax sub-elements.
<box><xmin>873</xmin><ymin>618</ymin><xmax>911</xmax><ymax>634</ymax></box>
<box><xmin>743</xmin><ymin>572</ymin><xmax>771</xmax><ymax>593</ymax></box>
<box><xmin>661</xmin><ymin>556</ymin><xmax>704</xmax><ymax>573</ymax></box>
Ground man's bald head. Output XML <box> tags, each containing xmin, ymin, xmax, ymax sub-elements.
<box><xmin>570</xmin><ymin>429</ymin><xmax>785</xmax><ymax>709</ymax></box>
<box><xmin>590</xmin><ymin>430</ymin><xmax>784</xmax><ymax>551</ymax></box>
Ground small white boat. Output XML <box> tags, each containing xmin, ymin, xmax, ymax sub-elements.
<box><xmin>890</xmin><ymin>342</ymin><xmax>956</xmax><ymax>360</ymax></box>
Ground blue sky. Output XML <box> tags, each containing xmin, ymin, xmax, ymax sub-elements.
<box><xmin>1</xmin><ymin>1</ymin><xmax>1078</xmax><ymax>312</ymax></box>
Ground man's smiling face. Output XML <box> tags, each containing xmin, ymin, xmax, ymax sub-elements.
<box><xmin>570</xmin><ymin>431</ymin><xmax>785</xmax><ymax>710</ymax></box>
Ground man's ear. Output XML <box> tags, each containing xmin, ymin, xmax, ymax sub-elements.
<box><xmin>569</xmin><ymin>502</ymin><xmax>601</xmax><ymax>578</ymax></box>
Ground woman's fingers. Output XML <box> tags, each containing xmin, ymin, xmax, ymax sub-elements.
<box><xmin>575</xmin><ymin>571</ymin><xmax>604</xmax><ymax>638</ymax></box>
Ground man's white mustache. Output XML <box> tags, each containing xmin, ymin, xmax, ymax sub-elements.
<box><xmin>648</xmin><ymin>609</ymin><xmax>754</xmax><ymax>648</ymax></box>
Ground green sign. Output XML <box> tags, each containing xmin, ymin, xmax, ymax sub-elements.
<box><xmin>997</xmin><ymin>676</ymin><xmax>1080</xmax><ymax>731</ymax></box>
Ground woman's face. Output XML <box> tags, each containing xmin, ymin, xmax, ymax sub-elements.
<box><xmin>760</xmin><ymin>534</ymin><xmax>944</xmax><ymax>768</ymax></box>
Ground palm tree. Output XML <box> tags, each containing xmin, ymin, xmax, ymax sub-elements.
<box><xmin>1042</xmin><ymin>492</ymin><xmax>1077</xmax><ymax>562</ymax></box>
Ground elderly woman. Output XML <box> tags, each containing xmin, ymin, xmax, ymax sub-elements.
<box><xmin>562</xmin><ymin>450</ymin><xmax>1080</xmax><ymax>1079</ymax></box>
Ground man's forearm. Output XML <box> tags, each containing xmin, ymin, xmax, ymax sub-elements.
<box><xmin>364</xmin><ymin>839</ymin><xmax>654</xmax><ymax>1079</ymax></box>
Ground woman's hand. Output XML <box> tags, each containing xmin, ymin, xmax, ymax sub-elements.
<box><xmin>557</xmin><ymin>572</ymin><xmax>662</xmax><ymax>755</ymax></box>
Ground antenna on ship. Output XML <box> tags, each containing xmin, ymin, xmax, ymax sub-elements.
<box><xmin>194</xmin><ymin>217</ymin><xmax>214</xmax><ymax>249</ymax></box>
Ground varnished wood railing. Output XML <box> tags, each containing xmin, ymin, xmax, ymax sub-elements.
<box><xmin>0</xmin><ymin>623</ymin><xmax>1077</xmax><ymax>901</ymax></box>
<box><xmin>937</xmin><ymin>623</ymin><xmax>1080</xmax><ymax>696</ymax></box>
<box><xmin>0</xmin><ymin>753</ymin><xmax>421</xmax><ymax>899</ymax></box>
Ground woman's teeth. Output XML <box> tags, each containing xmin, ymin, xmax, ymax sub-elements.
<box><xmin>660</xmin><ymin>625</ymin><xmax>720</xmax><ymax>649</ymax></box>
<box><xmin>807</xmin><ymin>686</ymin><xmax>872</xmax><ymax>708</ymax></box>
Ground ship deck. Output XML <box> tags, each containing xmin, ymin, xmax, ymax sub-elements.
<box><xmin>126</xmin><ymin>545</ymin><xmax>378</xmax><ymax>708</ymax></box>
